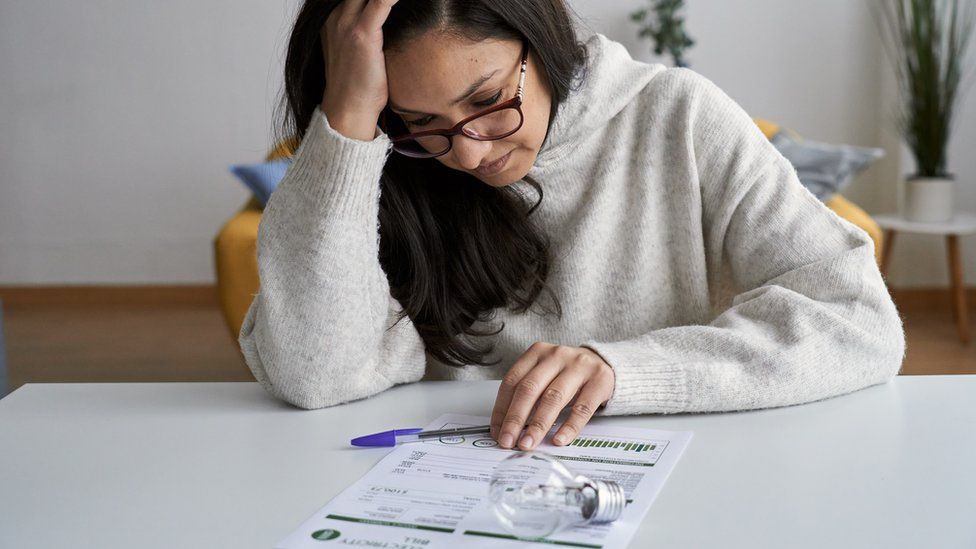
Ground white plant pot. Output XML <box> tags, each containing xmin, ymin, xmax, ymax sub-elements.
<box><xmin>904</xmin><ymin>176</ymin><xmax>955</xmax><ymax>223</ymax></box>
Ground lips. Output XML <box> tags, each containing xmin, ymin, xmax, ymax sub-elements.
<box><xmin>476</xmin><ymin>150</ymin><xmax>512</xmax><ymax>175</ymax></box>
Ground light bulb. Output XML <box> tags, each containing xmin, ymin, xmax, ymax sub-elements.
<box><xmin>488</xmin><ymin>450</ymin><xmax>625</xmax><ymax>540</ymax></box>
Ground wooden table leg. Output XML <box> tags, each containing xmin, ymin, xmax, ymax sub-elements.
<box><xmin>880</xmin><ymin>229</ymin><xmax>896</xmax><ymax>279</ymax></box>
<box><xmin>946</xmin><ymin>234</ymin><xmax>969</xmax><ymax>344</ymax></box>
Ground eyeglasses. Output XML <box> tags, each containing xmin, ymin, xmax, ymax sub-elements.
<box><xmin>383</xmin><ymin>40</ymin><xmax>529</xmax><ymax>159</ymax></box>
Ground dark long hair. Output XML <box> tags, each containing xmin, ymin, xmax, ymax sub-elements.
<box><xmin>276</xmin><ymin>0</ymin><xmax>588</xmax><ymax>367</ymax></box>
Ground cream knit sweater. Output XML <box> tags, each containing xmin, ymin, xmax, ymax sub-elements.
<box><xmin>238</xmin><ymin>33</ymin><xmax>905</xmax><ymax>414</ymax></box>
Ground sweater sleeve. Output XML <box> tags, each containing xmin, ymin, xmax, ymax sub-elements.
<box><xmin>238</xmin><ymin>106</ymin><xmax>427</xmax><ymax>409</ymax></box>
<box><xmin>581</xmin><ymin>69</ymin><xmax>906</xmax><ymax>415</ymax></box>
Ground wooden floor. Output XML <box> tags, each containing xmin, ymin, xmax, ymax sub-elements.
<box><xmin>1</xmin><ymin>286</ymin><xmax>974</xmax><ymax>394</ymax></box>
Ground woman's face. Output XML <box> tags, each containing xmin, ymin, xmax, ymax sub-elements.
<box><xmin>384</xmin><ymin>32</ymin><xmax>553</xmax><ymax>187</ymax></box>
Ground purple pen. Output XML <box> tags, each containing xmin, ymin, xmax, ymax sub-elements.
<box><xmin>350</xmin><ymin>425</ymin><xmax>492</xmax><ymax>447</ymax></box>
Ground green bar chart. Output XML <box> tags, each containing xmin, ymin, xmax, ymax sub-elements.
<box><xmin>568</xmin><ymin>437</ymin><xmax>657</xmax><ymax>452</ymax></box>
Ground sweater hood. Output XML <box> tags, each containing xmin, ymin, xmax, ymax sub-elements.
<box><xmin>528</xmin><ymin>32</ymin><xmax>668</xmax><ymax>174</ymax></box>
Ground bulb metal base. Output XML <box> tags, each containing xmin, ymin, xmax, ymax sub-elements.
<box><xmin>585</xmin><ymin>480</ymin><xmax>625</xmax><ymax>523</ymax></box>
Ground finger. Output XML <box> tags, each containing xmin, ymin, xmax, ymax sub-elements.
<box><xmin>338</xmin><ymin>0</ymin><xmax>367</xmax><ymax>21</ymax></box>
<box><xmin>358</xmin><ymin>0</ymin><xmax>398</xmax><ymax>32</ymax></box>
<box><xmin>323</xmin><ymin>1</ymin><xmax>363</xmax><ymax>63</ymax></box>
<box><xmin>518</xmin><ymin>370</ymin><xmax>587</xmax><ymax>451</ymax></box>
<box><xmin>490</xmin><ymin>345</ymin><xmax>545</xmax><ymax>439</ymax></box>
<box><xmin>497</xmin><ymin>358</ymin><xmax>562</xmax><ymax>449</ymax></box>
<box><xmin>552</xmin><ymin>381</ymin><xmax>609</xmax><ymax>446</ymax></box>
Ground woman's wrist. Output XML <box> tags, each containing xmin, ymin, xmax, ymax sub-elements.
<box><xmin>319</xmin><ymin>101</ymin><xmax>380</xmax><ymax>142</ymax></box>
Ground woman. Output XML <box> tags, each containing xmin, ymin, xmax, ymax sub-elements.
<box><xmin>239</xmin><ymin>0</ymin><xmax>905</xmax><ymax>452</ymax></box>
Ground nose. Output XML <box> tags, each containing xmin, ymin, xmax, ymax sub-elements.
<box><xmin>450</xmin><ymin>134</ymin><xmax>493</xmax><ymax>171</ymax></box>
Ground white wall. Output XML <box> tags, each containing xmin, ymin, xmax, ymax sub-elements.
<box><xmin>0</xmin><ymin>1</ymin><xmax>298</xmax><ymax>284</ymax></box>
<box><xmin>1</xmin><ymin>0</ymin><xmax>974</xmax><ymax>287</ymax></box>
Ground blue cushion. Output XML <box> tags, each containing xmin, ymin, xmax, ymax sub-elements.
<box><xmin>770</xmin><ymin>131</ymin><xmax>884</xmax><ymax>202</ymax></box>
<box><xmin>229</xmin><ymin>159</ymin><xmax>292</xmax><ymax>206</ymax></box>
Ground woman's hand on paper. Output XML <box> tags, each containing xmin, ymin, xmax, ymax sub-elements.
<box><xmin>490</xmin><ymin>342</ymin><xmax>615</xmax><ymax>451</ymax></box>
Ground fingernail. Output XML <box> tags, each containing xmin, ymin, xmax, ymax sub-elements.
<box><xmin>553</xmin><ymin>434</ymin><xmax>567</xmax><ymax>445</ymax></box>
<box><xmin>519</xmin><ymin>435</ymin><xmax>534</xmax><ymax>449</ymax></box>
<box><xmin>499</xmin><ymin>434</ymin><xmax>513</xmax><ymax>448</ymax></box>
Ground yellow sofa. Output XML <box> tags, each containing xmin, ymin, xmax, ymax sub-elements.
<box><xmin>214</xmin><ymin>140</ymin><xmax>295</xmax><ymax>341</ymax></box>
<box><xmin>214</xmin><ymin>120</ymin><xmax>884</xmax><ymax>339</ymax></box>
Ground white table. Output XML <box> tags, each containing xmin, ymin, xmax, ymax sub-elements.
<box><xmin>874</xmin><ymin>212</ymin><xmax>976</xmax><ymax>343</ymax></box>
<box><xmin>1</xmin><ymin>378</ymin><xmax>974</xmax><ymax>549</ymax></box>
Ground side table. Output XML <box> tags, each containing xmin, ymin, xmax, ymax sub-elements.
<box><xmin>874</xmin><ymin>212</ymin><xmax>976</xmax><ymax>344</ymax></box>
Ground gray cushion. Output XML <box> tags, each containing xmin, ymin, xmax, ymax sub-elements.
<box><xmin>771</xmin><ymin>131</ymin><xmax>884</xmax><ymax>202</ymax></box>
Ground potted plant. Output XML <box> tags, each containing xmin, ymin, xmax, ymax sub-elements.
<box><xmin>629</xmin><ymin>0</ymin><xmax>695</xmax><ymax>68</ymax></box>
<box><xmin>875</xmin><ymin>0</ymin><xmax>974</xmax><ymax>223</ymax></box>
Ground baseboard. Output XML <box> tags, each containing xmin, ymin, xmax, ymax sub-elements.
<box><xmin>0</xmin><ymin>284</ymin><xmax>970</xmax><ymax>312</ymax></box>
<box><xmin>0</xmin><ymin>285</ymin><xmax>219</xmax><ymax>309</ymax></box>
<box><xmin>888</xmin><ymin>287</ymin><xmax>976</xmax><ymax>311</ymax></box>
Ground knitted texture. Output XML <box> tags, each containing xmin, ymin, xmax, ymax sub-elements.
<box><xmin>239</xmin><ymin>33</ymin><xmax>905</xmax><ymax>413</ymax></box>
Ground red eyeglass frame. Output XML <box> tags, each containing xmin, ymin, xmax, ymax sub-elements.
<box><xmin>382</xmin><ymin>40</ymin><xmax>530</xmax><ymax>158</ymax></box>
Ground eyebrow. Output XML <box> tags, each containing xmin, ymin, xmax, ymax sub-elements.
<box><xmin>390</xmin><ymin>68</ymin><xmax>501</xmax><ymax>115</ymax></box>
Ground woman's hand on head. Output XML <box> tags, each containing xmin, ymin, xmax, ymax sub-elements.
<box><xmin>490</xmin><ymin>342</ymin><xmax>615</xmax><ymax>451</ymax></box>
<box><xmin>320</xmin><ymin>0</ymin><xmax>398</xmax><ymax>140</ymax></box>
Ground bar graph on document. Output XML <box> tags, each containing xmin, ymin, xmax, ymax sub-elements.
<box><xmin>555</xmin><ymin>435</ymin><xmax>669</xmax><ymax>467</ymax></box>
<box><xmin>569</xmin><ymin>437</ymin><xmax>656</xmax><ymax>452</ymax></box>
